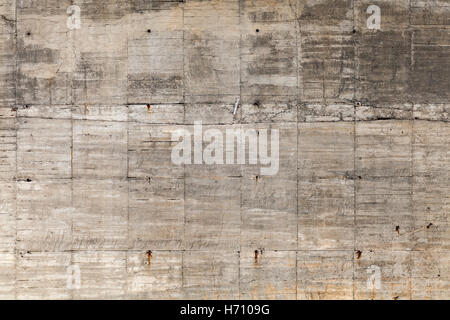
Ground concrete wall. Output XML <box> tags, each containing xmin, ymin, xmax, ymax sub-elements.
<box><xmin>0</xmin><ymin>0</ymin><xmax>448</xmax><ymax>299</ymax></box>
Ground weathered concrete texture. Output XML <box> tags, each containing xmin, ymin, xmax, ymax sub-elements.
<box><xmin>0</xmin><ymin>1</ymin><xmax>16</xmax><ymax>106</ymax></box>
<box><xmin>0</xmin><ymin>0</ymin><xmax>448</xmax><ymax>300</ymax></box>
<box><xmin>299</xmin><ymin>0</ymin><xmax>355</xmax><ymax>102</ymax></box>
<box><xmin>184</xmin><ymin>0</ymin><xmax>240</xmax><ymax>103</ymax></box>
<box><xmin>0</xmin><ymin>107</ymin><xmax>15</xmax><ymax>299</ymax></box>
<box><xmin>241</xmin><ymin>0</ymin><xmax>298</xmax><ymax>103</ymax></box>
<box><xmin>298</xmin><ymin>122</ymin><xmax>355</xmax><ymax>250</ymax></box>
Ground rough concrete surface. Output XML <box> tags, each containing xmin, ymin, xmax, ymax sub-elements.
<box><xmin>0</xmin><ymin>0</ymin><xmax>448</xmax><ymax>300</ymax></box>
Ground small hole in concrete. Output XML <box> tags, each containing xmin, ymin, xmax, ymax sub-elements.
<box><xmin>26</xmin><ymin>32</ymin><xmax>31</xmax><ymax>36</ymax></box>
<box><xmin>147</xmin><ymin>29</ymin><xmax>151</xmax><ymax>33</ymax></box>
<box><xmin>256</xmin><ymin>29</ymin><xmax>260</xmax><ymax>33</ymax></box>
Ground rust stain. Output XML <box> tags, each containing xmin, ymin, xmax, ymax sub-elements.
<box><xmin>355</xmin><ymin>250</ymin><xmax>362</xmax><ymax>266</ymax></box>
<box><xmin>254</xmin><ymin>248</ymin><xmax>265</xmax><ymax>265</ymax></box>
<box><xmin>147</xmin><ymin>104</ymin><xmax>151</xmax><ymax>112</ymax></box>
<box><xmin>146</xmin><ymin>250</ymin><xmax>152</xmax><ymax>268</ymax></box>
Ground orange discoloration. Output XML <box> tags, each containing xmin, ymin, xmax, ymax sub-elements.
<box><xmin>250</xmin><ymin>283</ymin><xmax>296</xmax><ymax>300</ymax></box>
<box><xmin>370</xmin><ymin>281</ymin><xmax>376</xmax><ymax>300</ymax></box>
<box><xmin>264</xmin><ymin>283</ymin><xmax>278</xmax><ymax>299</ymax></box>
<box><xmin>146</xmin><ymin>250</ymin><xmax>152</xmax><ymax>268</ymax></box>
<box><xmin>299</xmin><ymin>282</ymin><xmax>352</xmax><ymax>300</ymax></box>
<box><xmin>147</xmin><ymin>104</ymin><xmax>151</xmax><ymax>112</ymax></box>
<box><xmin>408</xmin><ymin>278</ymin><xmax>412</xmax><ymax>300</ymax></box>
<box><xmin>254</xmin><ymin>248</ymin><xmax>264</xmax><ymax>265</ymax></box>
<box><xmin>355</xmin><ymin>250</ymin><xmax>362</xmax><ymax>266</ymax></box>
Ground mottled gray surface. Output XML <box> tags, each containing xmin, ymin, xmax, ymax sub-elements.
<box><xmin>0</xmin><ymin>0</ymin><xmax>448</xmax><ymax>299</ymax></box>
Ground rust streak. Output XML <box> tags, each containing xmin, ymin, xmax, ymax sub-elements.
<box><xmin>146</xmin><ymin>250</ymin><xmax>152</xmax><ymax>269</ymax></box>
